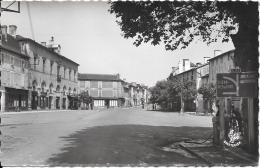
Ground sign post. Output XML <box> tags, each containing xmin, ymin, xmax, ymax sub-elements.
<box><xmin>216</xmin><ymin>72</ymin><xmax>258</xmax><ymax>151</ymax></box>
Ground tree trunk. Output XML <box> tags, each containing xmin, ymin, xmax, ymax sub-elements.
<box><xmin>230</xmin><ymin>3</ymin><xmax>258</xmax><ymax>72</ymax></box>
<box><xmin>180</xmin><ymin>95</ymin><xmax>184</xmax><ymax>114</ymax></box>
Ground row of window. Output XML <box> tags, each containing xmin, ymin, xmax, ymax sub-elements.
<box><xmin>180</xmin><ymin>73</ymin><xmax>194</xmax><ymax>81</ymax></box>
<box><xmin>1</xmin><ymin>52</ymin><xmax>28</xmax><ymax>69</ymax></box>
<box><xmin>88</xmin><ymin>89</ymin><xmax>119</xmax><ymax>98</ymax></box>
<box><xmin>93</xmin><ymin>100</ymin><xmax>118</xmax><ymax>107</ymax></box>
<box><xmin>33</xmin><ymin>55</ymin><xmax>77</xmax><ymax>82</ymax></box>
<box><xmin>33</xmin><ymin>85</ymin><xmax>77</xmax><ymax>94</ymax></box>
<box><xmin>79</xmin><ymin>81</ymin><xmax>118</xmax><ymax>89</ymax></box>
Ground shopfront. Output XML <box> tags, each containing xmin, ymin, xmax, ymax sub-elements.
<box><xmin>31</xmin><ymin>91</ymin><xmax>38</xmax><ymax>110</ymax></box>
<box><xmin>68</xmin><ymin>95</ymin><xmax>79</xmax><ymax>110</ymax></box>
<box><xmin>39</xmin><ymin>92</ymin><xmax>48</xmax><ymax>109</ymax></box>
<box><xmin>56</xmin><ymin>96</ymin><xmax>60</xmax><ymax>109</ymax></box>
<box><xmin>5</xmin><ymin>87</ymin><xmax>28</xmax><ymax>112</ymax></box>
<box><xmin>48</xmin><ymin>96</ymin><xmax>53</xmax><ymax>109</ymax></box>
<box><xmin>62</xmin><ymin>97</ymin><xmax>66</xmax><ymax>109</ymax></box>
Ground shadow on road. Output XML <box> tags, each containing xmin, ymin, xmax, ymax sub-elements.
<box><xmin>47</xmin><ymin>125</ymin><xmax>255</xmax><ymax>166</ymax></box>
<box><xmin>47</xmin><ymin>125</ymin><xmax>214</xmax><ymax>166</ymax></box>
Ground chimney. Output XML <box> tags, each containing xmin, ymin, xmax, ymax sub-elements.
<box><xmin>214</xmin><ymin>50</ymin><xmax>222</xmax><ymax>57</ymax></box>
<box><xmin>1</xmin><ymin>25</ymin><xmax>8</xmax><ymax>41</ymax></box>
<box><xmin>196</xmin><ymin>62</ymin><xmax>202</xmax><ymax>67</ymax></box>
<box><xmin>9</xmin><ymin>25</ymin><xmax>17</xmax><ymax>37</ymax></box>
<box><xmin>183</xmin><ymin>59</ymin><xmax>190</xmax><ymax>71</ymax></box>
<box><xmin>203</xmin><ymin>57</ymin><xmax>210</xmax><ymax>63</ymax></box>
<box><xmin>41</xmin><ymin>42</ymin><xmax>46</xmax><ymax>46</ymax></box>
<box><xmin>116</xmin><ymin>73</ymin><xmax>120</xmax><ymax>79</ymax></box>
<box><xmin>178</xmin><ymin>60</ymin><xmax>183</xmax><ymax>73</ymax></box>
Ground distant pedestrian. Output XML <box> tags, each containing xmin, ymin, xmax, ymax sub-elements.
<box><xmin>90</xmin><ymin>102</ymin><xmax>93</xmax><ymax>110</ymax></box>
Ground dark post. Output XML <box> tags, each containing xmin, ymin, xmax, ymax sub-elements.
<box><xmin>219</xmin><ymin>97</ymin><xmax>225</xmax><ymax>148</ymax></box>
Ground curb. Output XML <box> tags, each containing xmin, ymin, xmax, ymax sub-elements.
<box><xmin>179</xmin><ymin>144</ymin><xmax>214</xmax><ymax>166</ymax></box>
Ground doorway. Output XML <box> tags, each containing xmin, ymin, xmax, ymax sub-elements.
<box><xmin>56</xmin><ymin>97</ymin><xmax>60</xmax><ymax>109</ymax></box>
<box><xmin>105</xmin><ymin>99</ymin><xmax>109</xmax><ymax>108</ymax></box>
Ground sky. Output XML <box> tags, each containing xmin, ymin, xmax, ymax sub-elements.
<box><xmin>2</xmin><ymin>1</ymin><xmax>235</xmax><ymax>87</ymax></box>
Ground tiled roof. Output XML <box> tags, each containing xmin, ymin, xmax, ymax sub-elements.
<box><xmin>16</xmin><ymin>35</ymin><xmax>79</xmax><ymax>66</ymax></box>
<box><xmin>78</xmin><ymin>73</ymin><xmax>121</xmax><ymax>81</ymax></box>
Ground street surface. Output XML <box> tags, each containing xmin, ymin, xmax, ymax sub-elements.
<box><xmin>0</xmin><ymin>107</ymin><xmax>250</xmax><ymax>166</ymax></box>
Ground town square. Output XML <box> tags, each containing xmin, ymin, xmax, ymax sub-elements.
<box><xmin>0</xmin><ymin>1</ymin><xmax>258</xmax><ymax>167</ymax></box>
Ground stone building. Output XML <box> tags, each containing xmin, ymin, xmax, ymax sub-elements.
<box><xmin>174</xmin><ymin>67</ymin><xmax>198</xmax><ymax>111</ymax></box>
<box><xmin>196</xmin><ymin>63</ymin><xmax>209</xmax><ymax>113</ymax></box>
<box><xmin>127</xmin><ymin>82</ymin><xmax>147</xmax><ymax>107</ymax></box>
<box><xmin>78</xmin><ymin>73</ymin><xmax>149</xmax><ymax>108</ymax></box>
<box><xmin>208</xmin><ymin>50</ymin><xmax>235</xmax><ymax>84</ymax></box>
<box><xmin>121</xmin><ymin>81</ymin><xmax>132</xmax><ymax>107</ymax></box>
<box><xmin>0</xmin><ymin>25</ymin><xmax>30</xmax><ymax>112</ymax></box>
<box><xmin>17</xmin><ymin>34</ymin><xmax>79</xmax><ymax>110</ymax></box>
<box><xmin>78</xmin><ymin>73</ymin><xmax>124</xmax><ymax>108</ymax></box>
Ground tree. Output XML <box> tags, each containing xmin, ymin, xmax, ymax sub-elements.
<box><xmin>198</xmin><ymin>83</ymin><xmax>216</xmax><ymax>114</ymax></box>
<box><xmin>168</xmin><ymin>77</ymin><xmax>197</xmax><ymax>113</ymax></box>
<box><xmin>79</xmin><ymin>91</ymin><xmax>92</xmax><ymax>109</ymax></box>
<box><xmin>149</xmin><ymin>80</ymin><xmax>169</xmax><ymax>110</ymax></box>
<box><xmin>109</xmin><ymin>1</ymin><xmax>258</xmax><ymax>71</ymax></box>
<box><xmin>149</xmin><ymin>77</ymin><xmax>197</xmax><ymax>112</ymax></box>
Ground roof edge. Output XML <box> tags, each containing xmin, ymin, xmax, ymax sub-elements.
<box><xmin>0</xmin><ymin>46</ymin><xmax>30</xmax><ymax>59</ymax></box>
<box><xmin>208</xmin><ymin>49</ymin><xmax>235</xmax><ymax>61</ymax></box>
<box><xmin>18</xmin><ymin>37</ymin><xmax>79</xmax><ymax>66</ymax></box>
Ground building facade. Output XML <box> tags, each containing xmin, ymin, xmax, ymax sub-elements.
<box><xmin>78</xmin><ymin>73</ymin><xmax>124</xmax><ymax>108</ymax></box>
<box><xmin>196</xmin><ymin>63</ymin><xmax>209</xmax><ymax>113</ymax></box>
<box><xmin>78</xmin><ymin>73</ymin><xmax>149</xmax><ymax>108</ymax></box>
<box><xmin>208</xmin><ymin>50</ymin><xmax>235</xmax><ymax>85</ymax></box>
<box><xmin>128</xmin><ymin>82</ymin><xmax>146</xmax><ymax>106</ymax></box>
<box><xmin>0</xmin><ymin>25</ymin><xmax>30</xmax><ymax>112</ymax></box>
<box><xmin>170</xmin><ymin>67</ymin><xmax>198</xmax><ymax>111</ymax></box>
<box><xmin>17</xmin><ymin>34</ymin><xmax>79</xmax><ymax>110</ymax></box>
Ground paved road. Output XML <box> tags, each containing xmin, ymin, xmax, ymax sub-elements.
<box><xmin>0</xmin><ymin>108</ymin><xmax>214</xmax><ymax>166</ymax></box>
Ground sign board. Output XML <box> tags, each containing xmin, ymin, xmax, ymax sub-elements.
<box><xmin>217</xmin><ymin>73</ymin><xmax>239</xmax><ymax>97</ymax></box>
<box><xmin>230</xmin><ymin>68</ymin><xmax>241</xmax><ymax>73</ymax></box>
<box><xmin>239</xmin><ymin>72</ymin><xmax>258</xmax><ymax>98</ymax></box>
<box><xmin>217</xmin><ymin>72</ymin><xmax>258</xmax><ymax>98</ymax></box>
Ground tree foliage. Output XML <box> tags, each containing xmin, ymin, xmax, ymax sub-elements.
<box><xmin>149</xmin><ymin>80</ymin><xmax>169</xmax><ymax>107</ymax></box>
<box><xmin>198</xmin><ymin>84</ymin><xmax>216</xmax><ymax>113</ymax></box>
<box><xmin>198</xmin><ymin>83</ymin><xmax>216</xmax><ymax>101</ymax></box>
<box><xmin>109</xmin><ymin>1</ymin><xmax>258</xmax><ymax>71</ymax></box>
<box><xmin>149</xmin><ymin>78</ymin><xmax>196</xmax><ymax>111</ymax></box>
<box><xmin>79</xmin><ymin>91</ymin><xmax>93</xmax><ymax>104</ymax></box>
<box><xmin>168</xmin><ymin>77</ymin><xmax>197</xmax><ymax>101</ymax></box>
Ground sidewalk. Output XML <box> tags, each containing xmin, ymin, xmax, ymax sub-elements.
<box><xmin>0</xmin><ymin>106</ymin><xmax>141</xmax><ymax>115</ymax></box>
<box><xmin>177</xmin><ymin>140</ymin><xmax>258</xmax><ymax>166</ymax></box>
<box><xmin>0</xmin><ymin>109</ymin><xmax>97</xmax><ymax>115</ymax></box>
